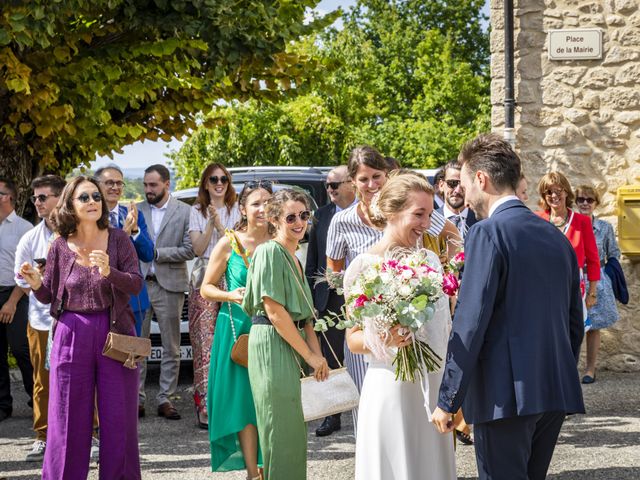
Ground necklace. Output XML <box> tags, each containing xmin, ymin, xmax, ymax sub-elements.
<box><xmin>550</xmin><ymin>212</ymin><xmax>568</xmax><ymax>228</ymax></box>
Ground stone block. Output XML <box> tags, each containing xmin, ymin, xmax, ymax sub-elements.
<box><xmin>579</xmin><ymin>13</ymin><xmax>607</xmax><ymax>25</ymax></box>
<box><xmin>491</xmin><ymin>79</ymin><xmax>505</xmax><ymax>104</ymax></box>
<box><xmin>563</xmin><ymin>16</ymin><xmax>580</xmax><ymax>27</ymax></box>
<box><xmin>621</xmin><ymin>25</ymin><xmax>640</xmax><ymax>46</ymax></box>
<box><xmin>542</xmin><ymin>126</ymin><xmax>580</xmax><ymax>146</ymax></box>
<box><xmin>516</xmin><ymin>80</ymin><xmax>541</xmax><ymax>103</ymax></box>
<box><xmin>606</xmin><ymin>14</ymin><xmax>626</xmax><ymax>25</ymax></box>
<box><xmin>582</xmin><ymin>69</ymin><xmax>614</xmax><ymax>89</ymax></box>
<box><xmin>551</xmin><ymin>67</ymin><xmax>588</xmax><ymax>86</ymax></box>
<box><xmin>491</xmin><ymin>54</ymin><xmax>505</xmax><ymax>78</ymax></box>
<box><xmin>602</xmin><ymin>122</ymin><xmax>631</xmax><ymax>138</ymax></box>
<box><xmin>601</xmin><ymin>353</ymin><xmax>640</xmax><ymax>373</ymax></box>
<box><xmin>601</xmin><ymin>88</ymin><xmax>640</xmax><ymax>109</ymax></box>
<box><xmin>576</xmin><ymin>91</ymin><xmax>600</xmax><ymax>109</ymax></box>
<box><xmin>567</xmin><ymin>145</ymin><xmax>593</xmax><ymax>155</ymax></box>
<box><xmin>629</xmin><ymin>11</ymin><xmax>640</xmax><ymax>26</ymax></box>
<box><xmin>519</xmin><ymin>11</ymin><xmax>545</xmax><ymax>30</ymax></box>
<box><xmin>564</xmin><ymin>108</ymin><xmax>590</xmax><ymax>124</ymax></box>
<box><xmin>516</xmin><ymin>31</ymin><xmax>546</xmax><ymax>50</ymax></box>
<box><xmin>517</xmin><ymin>54</ymin><xmax>543</xmax><ymax>80</ymax></box>
<box><xmin>615</xmin><ymin>111</ymin><xmax>640</xmax><ymax>124</ymax></box>
<box><xmin>490</xmin><ymin>30</ymin><xmax>505</xmax><ymax>53</ymax></box>
<box><xmin>579</xmin><ymin>2</ymin><xmax>604</xmax><ymax>13</ymax></box>
<box><xmin>615</xmin><ymin>63</ymin><xmax>640</xmax><ymax>85</ymax></box>
<box><xmin>541</xmin><ymin>80</ymin><xmax>574</xmax><ymax>107</ymax></box>
<box><xmin>603</xmin><ymin>46</ymin><xmax>640</xmax><ymax>64</ymax></box>
<box><xmin>614</xmin><ymin>0</ymin><xmax>639</xmax><ymax>14</ymax></box>
<box><xmin>522</xmin><ymin>107</ymin><xmax>564</xmax><ymax>126</ymax></box>
<box><xmin>591</xmin><ymin>109</ymin><xmax>614</xmax><ymax>124</ymax></box>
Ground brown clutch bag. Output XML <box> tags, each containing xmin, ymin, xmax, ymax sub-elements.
<box><xmin>230</xmin><ymin>333</ymin><xmax>249</xmax><ymax>368</ymax></box>
<box><xmin>102</xmin><ymin>332</ymin><xmax>151</xmax><ymax>369</ymax></box>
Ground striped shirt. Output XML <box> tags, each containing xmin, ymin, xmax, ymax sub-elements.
<box><xmin>326</xmin><ymin>204</ymin><xmax>446</xmax><ymax>263</ymax></box>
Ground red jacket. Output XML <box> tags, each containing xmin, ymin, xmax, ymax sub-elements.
<box><xmin>536</xmin><ymin>209</ymin><xmax>601</xmax><ymax>282</ymax></box>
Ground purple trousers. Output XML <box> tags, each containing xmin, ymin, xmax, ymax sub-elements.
<box><xmin>43</xmin><ymin>310</ymin><xmax>141</xmax><ymax>480</ymax></box>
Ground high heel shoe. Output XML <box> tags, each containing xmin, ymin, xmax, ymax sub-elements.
<box><xmin>193</xmin><ymin>392</ymin><xmax>208</xmax><ymax>429</ymax></box>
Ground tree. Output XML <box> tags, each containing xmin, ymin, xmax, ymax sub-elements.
<box><xmin>0</xmin><ymin>0</ymin><xmax>337</xmax><ymax>211</ymax></box>
<box><xmin>171</xmin><ymin>0</ymin><xmax>490</xmax><ymax>186</ymax></box>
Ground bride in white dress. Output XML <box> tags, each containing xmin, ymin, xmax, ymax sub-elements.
<box><xmin>343</xmin><ymin>171</ymin><xmax>456</xmax><ymax>480</ymax></box>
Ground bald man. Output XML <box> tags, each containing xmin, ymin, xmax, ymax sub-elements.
<box><xmin>305</xmin><ymin>165</ymin><xmax>356</xmax><ymax>437</ymax></box>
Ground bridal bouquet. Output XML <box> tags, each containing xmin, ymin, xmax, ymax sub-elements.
<box><xmin>442</xmin><ymin>251</ymin><xmax>465</xmax><ymax>296</ymax></box>
<box><xmin>315</xmin><ymin>249</ymin><xmax>444</xmax><ymax>382</ymax></box>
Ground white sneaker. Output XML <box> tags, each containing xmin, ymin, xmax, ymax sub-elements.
<box><xmin>26</xmin><ymin>440</ymin><xmax>46</xmax><ymax>462</ymax></box>
<box><xmin>90</xmin><ymin>436</ymin><xmax>100</xmax><ymax>463</ymax></box>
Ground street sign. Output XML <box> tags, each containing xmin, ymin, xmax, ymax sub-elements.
<box><xmin>548</xmin><ymin>29</ymin><xmax>603</xmax><ymax>60</ymax></box>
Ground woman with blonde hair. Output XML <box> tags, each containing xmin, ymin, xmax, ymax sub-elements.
<box><xmin>574</xmin><ymin>184</ymin><xmax>620</xmax><ymax>383</ymax></box>
<box><xmin>344</xmin><ymin>171</ymin><xmax>456</xmax><ymax>480</ymax></box>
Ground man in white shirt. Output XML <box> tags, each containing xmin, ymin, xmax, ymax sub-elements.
<box><xmin>0</xmin><ymin>178</ymin><xmax>34</xmax><ymax>424</ymax></box>
<box><xmin>14</xmin><ymin>175</ymin><xmax>66</xmax><ymax>461</ymax></box>
<box><xmin>436</xmin><ymin>160</ymin><xmax>478</xmax><ymax>239</ymax></box>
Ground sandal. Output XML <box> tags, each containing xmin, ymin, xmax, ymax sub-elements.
<box><xmin>455</xmin><ymin>429</ymin><xmax>474</xmax><ymax>445</ymax></box>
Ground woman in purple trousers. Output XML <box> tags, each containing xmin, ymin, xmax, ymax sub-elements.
<box><xmin>20</xmin><ymin>176</ymin><xmax>143</xmax><ymax>480</ymax></box>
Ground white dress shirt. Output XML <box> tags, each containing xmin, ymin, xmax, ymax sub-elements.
<box><xmin>442</xmin><ymin>204</ymin><xmax>471</xmax><ymax>238</ymax></box>
<box><xmin>14</xmin><ymin>220</ymin><xmax>54</xmax><ymax>330</ymax></box>
<box><xmin>0</xmin><ymin>210</ymin><xmax>32</xmax><ymax>286</ymax></box>
<box><xmin>488</xmin><ymin>195</ymin><xmax>520</xmax><ymax>218</ymax></box>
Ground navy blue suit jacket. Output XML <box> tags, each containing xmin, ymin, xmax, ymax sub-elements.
<box><xmin>305</xmin><ymin>202</ymin><xmax>338</xmax><ymax>313</ymax></box>
<box><xmin>117</xmin><ymin>204</ymin><xmax>153</xmax><ymax>312</ymax></box>
<box><xmin>437</xmin><ymin>200</ymin><xmax>585</xmax><ymax>424</ymax></box>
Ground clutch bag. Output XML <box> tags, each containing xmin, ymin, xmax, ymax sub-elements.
<box><xmin>300</xmin><ymin>366</ymin><xmax>360</xmax><ymax>422</ymax></box>
<box><xmin>102</xmin><ymin>332</ymin><xmax>151</xmax><ymax>369</ymax></box>
<box><xmin>230</xmin><ymin>333</ymin><xmax>249</xmax><ymax>368</ymax></box>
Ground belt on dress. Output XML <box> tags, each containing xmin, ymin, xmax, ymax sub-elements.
<box><xmin>252</xmin><ymin>315</ymin><xmax>307</xmax><ymax>330</ymax></box>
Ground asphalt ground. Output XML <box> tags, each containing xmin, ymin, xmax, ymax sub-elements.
<box><xmin>1</xmin><ymin>367</ymin><xmax>639</xmax><ymax>479</ymax></box>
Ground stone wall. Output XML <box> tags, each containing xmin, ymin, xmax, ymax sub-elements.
<box><xmin>490</xmin><ymin>0</ymin><xmax>640</xmax><ymax>371</ymax></box>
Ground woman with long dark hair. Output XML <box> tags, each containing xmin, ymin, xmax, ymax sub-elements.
<box><xmin>20</xmin><ymin>176</ymin><xmax>143</xmax><ymax>479</ymax></box>
<box><xmin>188</xmin><ymin>163</ymin><xmax>241</xmax><ymax>427</ymax></box>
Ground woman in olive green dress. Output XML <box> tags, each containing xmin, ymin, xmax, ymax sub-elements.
<box><xmin>242</xmin><ymin>189</ymin><xmax>329</xmax><ymax>480</ymax></box>
<box><xmin>201</xmin><ymin>182</ymin><xmax>273</xmax><ymax>479</ymax></box>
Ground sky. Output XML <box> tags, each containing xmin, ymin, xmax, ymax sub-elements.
<box><xmin>92</xmin><ymin>0</ymin><xmax>489</xmax><ymax>171</ymax></box>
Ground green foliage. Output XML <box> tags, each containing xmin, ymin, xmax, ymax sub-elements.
<box><xmin>0</xmin><ymin>0</ymin><xmax>338</xmax><ymax>179</ymax></box>
<box><xmin>172</xmin><ymin>0</ymin><xmax>491</xmax><ymax>185</ymax></box>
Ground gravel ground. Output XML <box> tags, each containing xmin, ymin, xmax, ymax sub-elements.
<box><xmin>1</xmin><ymin>367</ymin><xmax>638</xmax><ymax>479</ymax></box>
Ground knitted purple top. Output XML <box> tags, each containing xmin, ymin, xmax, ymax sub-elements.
<box><xmin>34</xmin><ymin>228</ymin><xmax>143</xmax><ymax>334</ymax></box>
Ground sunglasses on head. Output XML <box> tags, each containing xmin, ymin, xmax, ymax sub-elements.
<box><xmin>209</xmin><ymin>175</ymin><xmax>229</xmax><ymax>185</ymax></box>
<box><xmin>285</xmin><ymin>210</ymin><xmax>311</xmax><ymax>224</ymax></box>
<box><xmin>75</xmin><ymin>191</ymin><xmax>102</xmax><ymax>203</ymax></box>
<box><xmin>325</xmin><ymin>181</ymin><xmax>347</xmax><ymax>190</ymax></box>
<box><xmin>445</xmin><ymin>179</ymin><xmax>461</xmax><ymax>189</ymax></box>
<box><xmin>244</xmin><ymin>180</ymin><xmax>273</xmax><ymax>192</ymax></box>
<box><xmin>30</xmin><ymin>193</ymin><xmax>59</xmax><ymax>204</ymax></box>
<box><xmin>576</xmin><ymin>196</ymin><xmax>596</xmax><ymax>205</ymax></box>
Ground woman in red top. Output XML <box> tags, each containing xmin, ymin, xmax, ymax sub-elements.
<box><xmin>535</xmin><ymin>172</ymin><xmax>600</xmax><ymax>311</ymax></box>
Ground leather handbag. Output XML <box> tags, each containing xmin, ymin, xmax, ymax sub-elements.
<box><xmin>228</xmin><ymin>230</ymin><xmax>250</xmax><ymax>368</ymax></box>
<box><xmin>285</xmin><ymin>253</ymin><xmax>360</xmax><ymax>422</ymax></box>
<box><xmin>102</xmin><ymin>332</ymin><xmax>151</xmax><ymax>369</ymax></box>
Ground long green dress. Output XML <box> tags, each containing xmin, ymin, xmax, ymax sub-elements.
<box><xmin>207</xmin><ymin>240</ymin><xmax>262</xmax><ymax>471</ymax></box>
<box><xmin>242</xmin><ymin>240</ymin><xmax>314</xmax><ymax>480</ymax></box>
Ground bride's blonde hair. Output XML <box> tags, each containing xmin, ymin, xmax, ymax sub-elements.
<box><xmin>369</xmin><ymin>170</ymin><xmax>434</xmax><ymax>228</ymax></box>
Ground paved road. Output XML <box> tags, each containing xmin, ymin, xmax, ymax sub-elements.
<box><xmin>1</xmin><ymin>367</ymin><xmax>639</xmax><ymax>479</ymax></box>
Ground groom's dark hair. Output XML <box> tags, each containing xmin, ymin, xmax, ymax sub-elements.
<box><xmin>458</xmin><ymin>134</ymin><xmax>521</xmax><ymax>192</ymax></box>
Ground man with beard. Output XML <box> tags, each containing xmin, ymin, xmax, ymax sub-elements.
<box><xmin>436</xmin><ymin>160</ymin><xmax>477</xmax><ymax>239</ymax></box>
<box><xmin>305</xmin><ymin>165</ymin><xmax>356</xmax><ymax>437</ymax></box>
<box><xmin>138</xmin><ymin>164</ymin><xmax>194</xmax><ymax>420</ymax></box>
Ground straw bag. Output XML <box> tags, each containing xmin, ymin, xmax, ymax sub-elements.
<box><xmin>285</xmin><ymin>254</ymin><xmax>360</xmax><ymax>422</ymax></box>
<box><xmin>228</xmin><ymin>230</ymin><xmax>250</xmax><ymax>368</ymax></box>
<box><xmin>103</xmin><ymin>332</ymin><xmax>151</xmax><ymax>369</ymax></box>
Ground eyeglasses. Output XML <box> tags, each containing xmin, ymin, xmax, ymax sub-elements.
<box><xmin>75</xmin><ymin>191</ymin><xmax>103</xmax><ymax>203</ymax></box>
<box><xmin>209</xmin><ymin>175</ymin><xmax>229</xmax><ymax>185</ymax></box>
<box><xmin>101</xmin><ymin>180</ymin><xmax>126</xmax><ymax>189</ymax></box>
<box><xmin>30</xmin><ymin>194</ymin><xmax>59</xmax><ymax>204</ymax></box>
<box><xmin>325</xmin><ymin>181</ymin><xmax>348</xmax><ymax>190</ymax></box>
<box><xmin>445</xmin><ymin>180</ymin><xmax>461</xmax><ymax>189</ymax></box>
<box><xmin>544</xmin><ymin>189</ymin><xmax>565</xmax><ymax>198</ymax></box>
<box><xmin>244</xmin><ymin>180</ymin><xmax>273</xmax><ymax>192</ymax></box>
<box><xmin>576</xmin><ymin>196</ymin><xmax>596</xmax><ymax>205</ymax></box>
<box><xmin>285</xmin><ymin>210</ymin><xmax>311</xmax><ymax>224</ymax></box>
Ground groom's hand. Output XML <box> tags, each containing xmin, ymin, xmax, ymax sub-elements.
<box><xmin>431</xmin><ymin>407</ymin><xmax>455</xmax><ymax>434</ymax></box>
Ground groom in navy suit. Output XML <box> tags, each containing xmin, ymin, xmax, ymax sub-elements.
<box><xmin>432</xmin><ymin>134</ymin><xmax>585</xmax><ymax>480</ymax></box>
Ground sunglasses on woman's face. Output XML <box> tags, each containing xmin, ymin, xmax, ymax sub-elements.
<box><xmin>285</xmin><ymin>210</ymin><xmax>311</xmax><ymax>225</ymax></box>
<box><xmin>576</xmin><ymin>196</ymin><xmax>595</xmax><ymax>205</ymax></box>
<box><xmin>244</xmin><ymin>180</ymin><xmax>273</xmax><ymax>191</ymax></box>
<box><xmin>75</xmin><ymin>191</ymin><xmax>103</xmax><ymax>203</ymax></box>
<box><xmin>209</xmin><ymin>175</ymin><xmax>229</xmax><ymax>185</ymax></box>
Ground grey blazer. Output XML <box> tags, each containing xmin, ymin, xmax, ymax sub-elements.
<box><xmin>138</xmin><ymin>196</ymin><xmax>194</xmax><ymax>292</ymax></box>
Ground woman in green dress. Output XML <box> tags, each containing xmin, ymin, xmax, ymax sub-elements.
<box><xmin>201</xmin><ymin>182</ymin><xmax>273</xmax><ymax>479</ymax></box>
<box><xmin>242</xmin><ymin>189</ymin><xmax>329</xmax><ymax>480</ymax></box>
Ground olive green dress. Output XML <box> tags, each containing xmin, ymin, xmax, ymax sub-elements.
<box><xmin>207</xmin><ymin>237</ymin><xmax>262</xmax><ymax>471</ymax></box>
<box><xmin>242</xmin><ymin>240</ymin><xmax>314</xmax><ymax>480</ymax></box>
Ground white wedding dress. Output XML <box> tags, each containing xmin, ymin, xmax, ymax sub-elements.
<box><xmin>344</xmin><ymin>251</ymin><xmax>457</xmax><ymax>480</ymax></box>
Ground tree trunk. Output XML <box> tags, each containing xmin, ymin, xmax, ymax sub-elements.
<box><xmin>0</xmin><ymin>138</ymin><xmax>41</xmax><ymax>221</ymax></box>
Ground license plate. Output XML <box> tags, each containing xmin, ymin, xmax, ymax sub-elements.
<box><xmin>148</xmin><ymin>345</ymin><xmax>192</xmax><ymax>362</ymax></box>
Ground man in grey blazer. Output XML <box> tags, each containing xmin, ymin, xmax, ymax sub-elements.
<box><xmin>138</xmin><ymin>164</ymin><xmax>194</xmax><ymax>420</ymax></box>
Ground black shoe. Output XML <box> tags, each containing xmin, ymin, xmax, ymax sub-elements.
<box><xmin>315</xmin><ymin>414</ymin><xmax>341</xmax><ymax>437</ymax></box>
<box><xmin>138</xmin><ymin>405</ymin><xmax>146</xmax><ymax>418</ymax></box>
<box><xmin>581</xmin><ymin>374</ymin><xmax>596</xmax><ymax>384</ymax></box>
<box><xmin>0</xmin><ymin>408</ymin><xmax>12</xmax><ymax>422</ymax></box>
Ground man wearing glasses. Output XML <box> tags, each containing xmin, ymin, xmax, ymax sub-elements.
<box><xmin>95</xmin><ymin>165</ymin><xmax>154</xmax><ymax>337</ymax></box>
<box><xmin>305</xmin><ymin>165</ymin><xmax>356</xmax><ymax>437</ymax></box>
<box><xmin>0</xmin><ymin>178</ymin><xmax>34</xmax><ymax>425</ymax></box>
<box><xmin>436</xmin><ymin>159</ymin><xmax>478</xmax><ymax>239</ymax></box>
<box><xmin>13</xmin><ymin>175</ymin><xmax>66</xmax><ymax>461</ymax></box>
